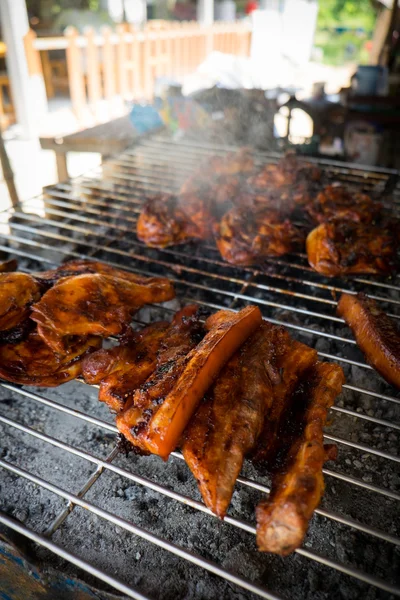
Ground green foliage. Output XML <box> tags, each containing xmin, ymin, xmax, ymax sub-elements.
<box><xmin>317</xmin><ymin>0</ymin><xmax>377</xmax><ymax>32</ymax></box>
<box><xmin>315</xmin><ymin>0</ymin><xmax>377</xmax><ymax>65</ymax></box>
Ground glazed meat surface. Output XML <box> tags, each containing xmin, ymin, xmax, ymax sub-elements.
<box><xmin>82</xmin><ymin>321</ymin><xmax>170</xmax><ymax>412</ymax></box>
<box><xmin>0</xmin><ymin>331</ymin><xmax>100</xmax><ymax>387</ymax></box>
<box><xmin>246</xmin><ymin>153</ymin><xmax>321</xmax><ymax>190</ymax></box>
<box><xmin>215</xmin><ymin>207</ymin><xmax>304</xmax><ymax>266</ymax></box>
<box><xmin>0</xmin><ymin>259</ymin><xmax>18</xmax><ymax>273</ymax></box>
<box><xmin>182</xmin><ymin>321</ymin><xmax>283</xmax><ymax>518</ymax></box>
<box><xmin>116</xmin><ymin>305</ymin><xmax>205</xmax><ymax>451</ymax></box>
<box><xmin>31</xmin><ymin>273</ymin><xmax>175</xmax><ymax>353</ymax></box>
<box><xmin>306</xmin><ymin>184</ymin><xmax>381</xmax><ymax>224</ymax></box>
<box><xmin>256</xmin><ymin>362</ymin><xmax>345</xmax><ymax>555</ymax></box>
<box><xmin>34</xmin><ymin>259</ymin><xmax>157</xmax><ymax>287</ymax></box>
<box><xmin>119</xmin><ymin>305</ymin><xmax>262</xmax><ymax>459</ymax></box>
<box><xmin>137</xmin><ymin>193</ymin><xmax>212</xmax><ymax>248</ymax></box>
<box><xmin>0</xmin><ymin>273</ymin><xmax>41</xmax><ymax>343</ymax></box>
<box><xmin>306</xmin><ymin>220</ymin><xmax>397</xmax><ymax>277</ymax></box>
<box><xmin>338</xmin><ymin>293</ymin><xmax>400</xmax><ymax>389</ymax></box>
<box><xmin>252</xmin><ymin>338</ymin><xmax>318</xmax><ymax>465</ymax></box>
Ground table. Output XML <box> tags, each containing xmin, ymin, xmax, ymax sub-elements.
<box><xmin>40</xmin><ymin>115</ymin><xmax>137</xmax><ymax>182</ymax></box>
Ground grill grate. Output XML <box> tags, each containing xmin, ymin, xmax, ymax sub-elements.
<box><xmin>0</xmin><ymin>135</ymin><xmax>399</xmax><ymax>600</ymax></box>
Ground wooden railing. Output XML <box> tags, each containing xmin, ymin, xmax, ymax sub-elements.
<box><xmin>25</xmin><ymin>22</ymin><xmax>252</xmax><ymax>123</ymax></box>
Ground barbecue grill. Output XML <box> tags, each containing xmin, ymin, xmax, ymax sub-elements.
<box><xmin>0</xmin><ymin>134</ymin><xmax>399</xmax><ymax>600</ymax></box>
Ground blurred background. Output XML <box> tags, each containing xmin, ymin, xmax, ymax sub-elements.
<box><xmin>0</xmin><ymin>0</ymin><xmax>399</xmax><ymax>207</ymax></box>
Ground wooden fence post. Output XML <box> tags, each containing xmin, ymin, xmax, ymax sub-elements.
<box><xmin>85</xmin><ymin>27</ymin><xmax>102</xmax><ymax>120</ymax></box>
<box><xmin>65</xmin><ymin>26</ymin><xmax>86</xmax><ymax>123</ymax></box>
<box><xmin>116</xmin><ymin>24</ymin><xmax>129</xmax><ymax>100</ymax></box>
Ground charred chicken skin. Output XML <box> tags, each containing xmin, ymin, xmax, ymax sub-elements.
<box><xmin>306</xmin><ymin>184</ymin><xmax>381</xmax><ymax>224</ymax></box>
<box><xmin>137</xmin><ymin>193</ymin><xmax>213</xmax><ymax>248</ymax></box>
<box><xmin>0</xmin><ymin>273</ymin><xmax>41</xmax><ymax>343</ymax></box>
<box><xmin>338</xmin><ymin>293</ymin><xmax>400</xmax><ymax>389</ymax></box>
<box><xmin>116</xmin><ymin>304</ymin><xmax>205</xmax><ymax>452</ymax></box>
<box><xmin>215</xmin><ymin>207</ymin><xmax>304</xmax><ymax>266</ymax></box>
<box><xmin>31</xmin><ymin>273</ymin><xmax>175</xmax><ymax>353</ymax></box>
<box><xmin>0</xmin><ymin>331</ymin><xmax>101</xmax><ymax>387</ymax></box>
<box><xmin>256</xmin><ymin>361</ymin><xmax>344</xmax><ymax>555</ymax></box>
<box><xmin>82</xmin><ymin>321</ymin><xmax>170</xmax><ymax>412</ymax></box>
<box><xmin>34</xmin><ymin>259</ymin><xmax>157</xmax><ymax>287</ymax></box>
<box><xmin>0</xmin><ymin>259</ymin><xmax>18</xmax><ymax>273</ymax></box>
<box><xmin>306</xmin><ymin>220</ymin><xmax>397</xmax><ymax>277</ymax></box>
<box><xmin>182</xmin><ymin>321</ymin><xmax>283</xmax><ymax>518</ymax></box>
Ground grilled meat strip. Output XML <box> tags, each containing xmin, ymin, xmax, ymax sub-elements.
<box><xmin>215</xmin><ymin>207</ymin><xmax>304</xmax><ymax>266</ymax></box>
<box><xmin>31</xmin><ymin>273</ymin><xmax>174</xmax><ymax>354</ymax></box>
<box><xmin>120</xmin><ymin>306</ymin><xmax>262</xmax><ymax>459</ymax></box>
<box><xmin>116</xmin><ymin>305</ymin><xmax>205</xmax><ymax>452</ymax></box>
<box><xmin>141</xmin><ymin>306</ymin><xmax>263</xmax><ymax>459</ymax></box>
<box><xmin>256</xmin><ymin>362</ymin><xmax>344</xmax><ymax>555</ymax></box>
<box><xmin>0</xmin><ymin>273</ymin><xmax>41</xmax><ymax>344</ymax></box>
<box><xmin>0</xmin><ymin>331</ymin><xmax>101</xmax><ymax>387</ymax></box>
<box><xmin>182</xmin><ymin>321</ymin><xmax>285</xmax><ymax>518</ymax></box>
<box><xmin>306</xmin><ymin>220</ymin><xmax>397</xmax><ymax>277</ymax></box>
<box><xmin>252</xmin><ymin>338</ymin><xmax>318</xmax><ymax>465</ymax></box>
<box><xmin>82</xmin><ymin>321</ymin><xmax>170</xmax><ymax>412</ymax></box>
<box><xmin>338</xmin><ymin>293</ymin><xmax>400</xmax><ymax>389</ymax></box>
<box><xmin>306</xmin><ymin>184</ymin><xmax>381</xmax><ymax>224</ymax></box>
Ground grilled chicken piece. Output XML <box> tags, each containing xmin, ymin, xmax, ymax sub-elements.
<box><xmin>0</xmin><ymin>259</ymin><xmax>18</xmax><ymax>273</ymax></box>
<box><xmin>256</xmin><ymin>362</ymin><xmax>344</xmax><ymax>555</ymax></box>
<box><xmin>31</xmin><ymin>273</ymin><xmax>175</xmax><ymax>353</ymax></box>
<box><xmin>247</xmin><ymin>153</ymin><xmax>321</xmax><ymax>190</ymax></box>
<box><xmin>82</xmin><ymin>321</ymin><xmax>170</xmax><ymax>412</ymax></box>
<box><xmin>137</xmin><ymin>193</ymin><xmax>213</xmax><ymax>248</ymax></box>
<box><xmin>215</xmin><ymin>206</ymin><xmax>304</xmax><ymax>266</ymax></box>
<box><xmin>306</xmin><ymin>184</ymin><xmax>381</xmax><ymax>224</ymax></box>
<box><xmin>116</xmin><ymin>305</ymin><xmax>205</xmax><ymax>451</ymax></box>
<box><xmin>34</xmin><ymin>259</ymin><xmax>155</xmax><ymax>288</ymax></box>
<box><xmin>338</xmin><ymin>293</ymin><xmax>400</xmax><ymax>389</ymax></box>
<box><xmin>0</xmin><ymin>273</ymin><xmax>41</xmax><ymax>344</ymax></box>
<box><xmin>306</xmin><ymin>220</ymin><xmax>397</xmax><ymax>277</ymax></box>
<box><xmin>0</xmin><ymin>331</ymin><xmax>101</xmax><ymax>387</ymax></box>
<box><xmin>252</xmin><ymin>339</ymin><xmax>318</xmax><ymax>465</ymax></box>
<box><xmin>182</xmin><ymin>321</ymin><xmax>285</xmax><ymax>518</ymax></box>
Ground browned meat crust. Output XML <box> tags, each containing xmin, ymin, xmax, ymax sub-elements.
<box><xmin>215</xmin><ymin>206</ymin><xmax>304</xmax><ymax>266</ymax></box>
<box><xmin>116</xmin><ymin>305</ymin><xmax>205</xmax><ymax>452</ymax></box>
<box><xmin>256</xmin><ymin>362</ymin><xmax>344</xmax><ymax>555</ymax></box>
<box><xmin>252</xmin><ymin>339</ymin><xmax>318</xmax><ymax>464</ymax></box>
<box><xmin>0</xmin><ymin>331</ymin><xmax>101</xmax><ymax>387</ymax></box>
<box><xmin>305</xmin><ymin>183</ymin><xmax>381</xmax><ymax>224</ymax></box>
<box><xmin>82</xmin><ymin>322</ymin><xmax>170</xmax><ymax>412</ymax></box>
<box><xmin>182</xmin><ymin>321</ymin><xmax>284</xmax><ymax>517</ymax></box>
<box><xmin>31</xmin><ymin>273</ymin><xmax>175</xmax><ymax>353</ymax></box>
<box><xmin>338</xmin><ymin>293</ymin><xmax>400</xmax><ymax>389</ymax></box>
<box><xmin>306</xmin><ymin>220</ymin><xmax>397</xmax><ymax>277</ymax></box>
<box><xmin>0</xmin><ymin>273</ymin><xmax>41</xmax><ymax>343</ymax></box>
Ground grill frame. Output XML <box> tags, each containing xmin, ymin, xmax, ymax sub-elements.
<box><xmin>0</xmin><ymin>135</ymin><xmax>399</xmax><ymax>600</ymax></box>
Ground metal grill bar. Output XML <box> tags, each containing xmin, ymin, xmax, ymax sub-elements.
<box><xmin>1</xmin><ymin>380</ymin><xmax>398</xmax><ymax>502</ymax></box>
<box><xmin>1</xmin><ymin>135</ymin><xmax>399</xmax><ymax>600</ymax></box>
<box><xmin>0</xmin><ymin>418</ymin><xmax>399</xmax><ymax>597</ymax></box>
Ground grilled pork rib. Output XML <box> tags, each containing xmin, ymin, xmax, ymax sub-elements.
<box><xmin>338</xmin><ymin>293</ymin><xmax>400</xmax><ymax>389</ymax></box>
